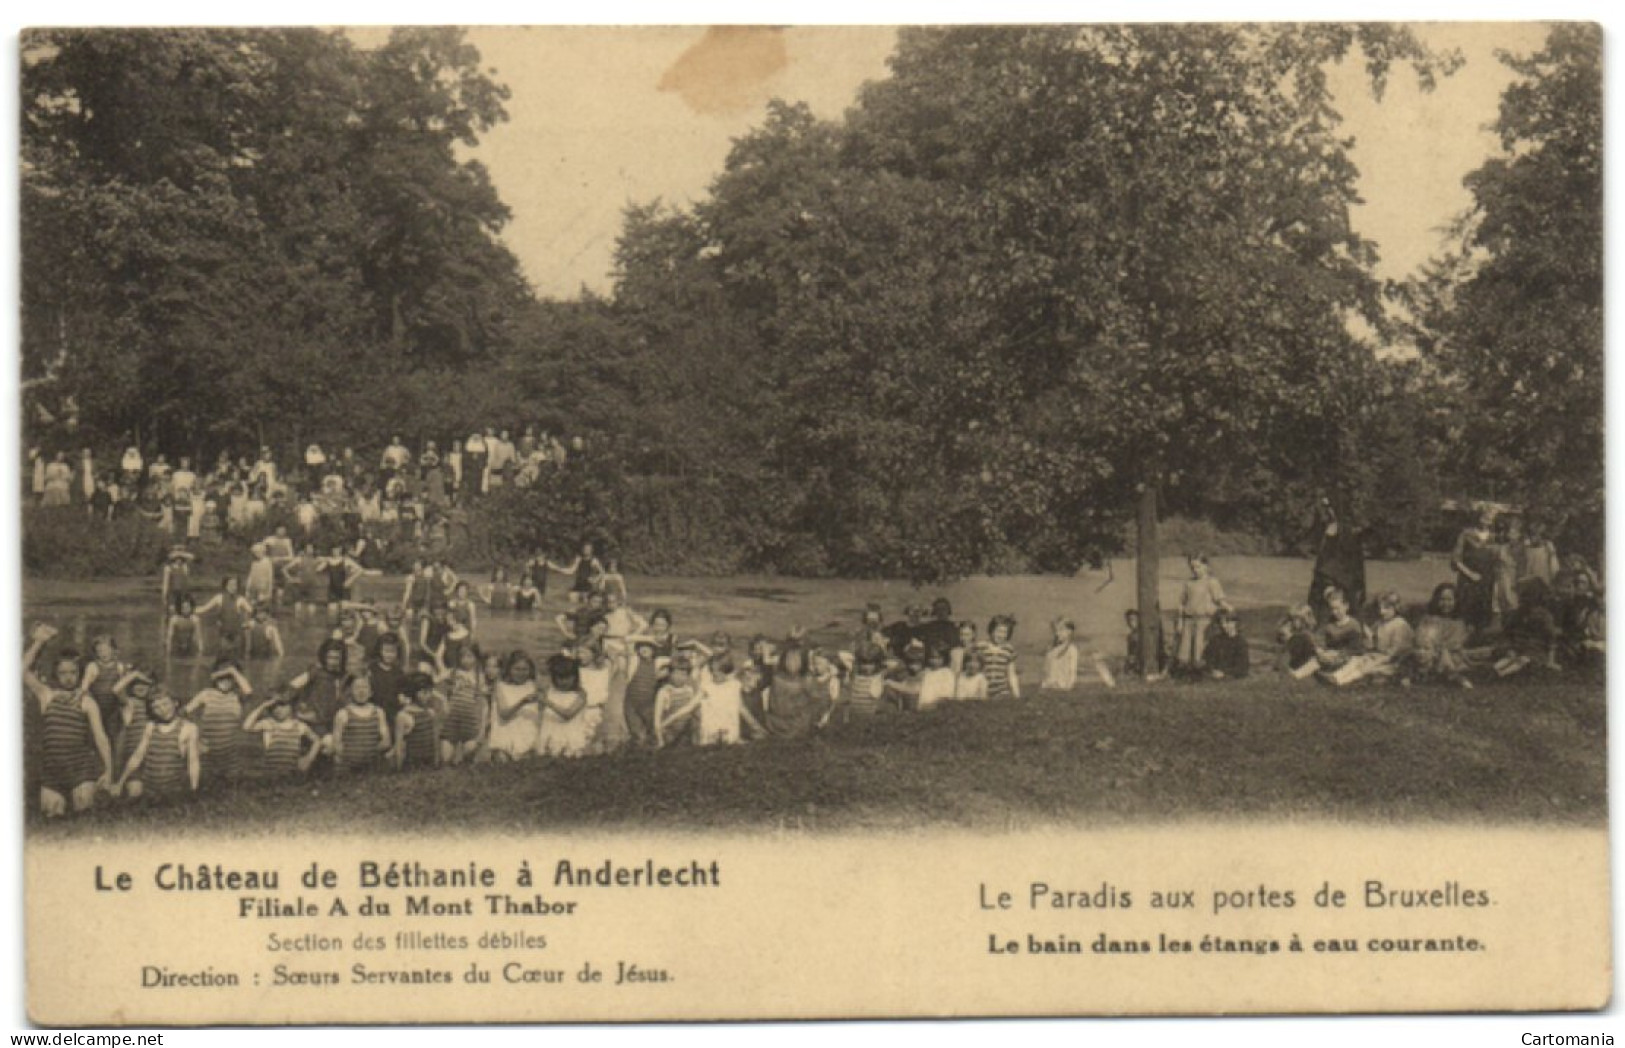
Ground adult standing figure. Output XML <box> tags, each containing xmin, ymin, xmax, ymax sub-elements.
<box><xmin>1450</xmin><ymin>507</ymin><xmax>1499</xmax><ymax>636</ymax></box>
<box><xmin>79</xmin><ymin>448</ymin><xmax>96</xmax><ymax>503</ymax></box>
<box><xmin>1308</xmin><ymin>495</ymin><xmax>1365</xmax><ymax>624</ymax></box>
<box><xmin>41</xmin><ymin>452</ymin><xmax>74</xmax><ymax>507</ymax></box>
<box><xmin>551</xmin><ymin>541</ymin><xmax>605</xmax><ymax>606</ymax></box>
<box><xmin>464</xmin><ymin>430</ymin><xmax>488</xmax><ymax>497</ymax></box>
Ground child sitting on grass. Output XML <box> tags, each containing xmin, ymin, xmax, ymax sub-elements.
<box><xmin>1203</xmin><ymin>610</ymin><xmax>1250</xmax><ymax>680</ymax></box>
<box><xmin>1405</xmin><ymin>583</ymin><xmax>1473</xmax><ymax>689</ymax></box>
<box><xmin>1322</xmin><ymin>592</ymin><xmax>1413</xmax><ymax>686</ymax></box>
<box><xmin>1276</xmin><ymin>605</ymin><xmax>1319</xmax><ymax>680</ymax></box>
<box><xmin>1494</xmin><ymin>578</ymin><xmax>1561</xmax><ymax>677</ymax></box>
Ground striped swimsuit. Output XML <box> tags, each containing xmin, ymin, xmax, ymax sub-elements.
<box><xmin>260</xmin><ymin>721</ymin><xmax>306</xmax><ymax>779</ymax></box>
<box><xmin>41</xmin><ymin>692</ymin><xmax>100</xmax><ymax>796</ymax></box>
<box><xmin>399</xmin><ymin>706</ymin><xmax>440</xmax><ymax>769</ymax></box>
<box><xmin>86</xmin><ymin>659</ymin><xmax>125</xmax><ymax>752</ymax></box>
<box><xmin>139</xmin><ymin>722</ymin><xmax>189</xmax><ymax>800</ymax></box>
<box><xmin>338</xmin><ymin>706</ymin><xmax>385</xmax><ymax>771</ymax></box>
<box><xmin>116</xmin><ymin>694</ymin><xmax>151</xmax><ymax>772</ymax></box>
<box><xmin>442</xmin><ymin>672</ymin><xmax>485</xmax><ymax>745</ymax></box>
<box><xmin>193</xmin><ymin>692</ymin><xmax>243</xmax><ymax>783</ymax></box>
<box><xmin>981</xmin><ymin>644</ymin><xmax>1018</xmax><ymax>700</ymax></box>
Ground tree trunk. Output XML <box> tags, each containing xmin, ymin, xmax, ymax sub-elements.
<box><xmin>1137</xmin><ymin>479</ymin><xmax>1160</xmax><ymax>681</ymax></box>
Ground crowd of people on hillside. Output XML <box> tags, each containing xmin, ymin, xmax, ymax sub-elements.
<box><xmin>26</xmin><ymin>428</ymin><xmax>585</xmax><ymax>545</ymax></box>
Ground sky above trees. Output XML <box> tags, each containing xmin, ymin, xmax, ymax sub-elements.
<box><xmin>364</xmin><ymin>23</ymin><xmax>1548</xmax><ymax>299</ymax></box>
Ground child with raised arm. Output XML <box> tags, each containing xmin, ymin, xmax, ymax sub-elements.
<box><xmin>26</xmin><ymin>624</ymin><xmax>113</xmax><ymax>815</ymax></box>
<box><xmin>116</xmin><ymin>688</ymin><xmax>199</xmax><ymax>803</ymax></box>
<box><xmin>242</xmin><ymin>691</ymin><xmax>320</xmax><ymax>779</ymax></box>
<box><xmin>185</xmin><ymin>658</ymin><xmax>253</xmax><ymax>787</ymax></box>
<box><xmin>622</xmin><ymin>639</ymin><xmax>664</xmax><ymax>749</ymax></box>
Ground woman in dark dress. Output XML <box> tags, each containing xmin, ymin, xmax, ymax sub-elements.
<box><xmin>1309</xmin><ymin>496</ymin><xmax>1365</xmax><ymax>625</ymax></box>
<box><xmin>1451</xmin><ymin>508</ymin><xmax>1499</xmax><ymax>636</ymax></box>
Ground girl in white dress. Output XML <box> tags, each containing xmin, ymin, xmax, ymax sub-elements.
<box><xmin>694</xmin><ymin>654</ymin><xmax>764</xmax><ymax>746</ymax></box>
<box><xmin>535</xmin><ymin>655</ymin><xmax>590</xmax><ymax>757</ymax></box>
<box><xmin>486</xmin><ymin>651</ymin><xmax>541</xmax><ymax>761</ymax></box>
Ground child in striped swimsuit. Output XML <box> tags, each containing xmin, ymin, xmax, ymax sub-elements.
<box><xmin>243</xmin><ymin>692</ymin><xmax>319</xmax><ymax>779</ymax></box>
<box><xmin>439</xmin><ymin>645</ymin><xmax>487</xmax><ymax>765</ymax></box>
<box><xmin>116</xmin><ymin>689</ymin><xmax>199</xmax><ymax>803</ymax></box>
<box><xmin>331</xmin><ymin>676</ymin><xmax>390</xmax><ymax>774</ymax></box>
<box><xmin>109</xmin><ymin>668</ymin><xmax>157</xmax><ymax>777</ymax></box>
<box><xmin>185</xmin><ymin>659</ymin><xmax>253</xmax><ymax>788</ymax></box>
<box><xmin>391</xmin><ymin>673</ymin><xmax>442</xmax><ymax>771</ymax></box>
<box><xmin>26</xmin><ymin>624</ymin><xmax>113</xmax><ymax>816</ymax></box>
<box><xmin>621</xmin><ymin>640</ymin><xmax>663</xmax><ymax>748</ymax></box>
<box><xmin>980</xmin><ymin>615</ymin><xmax>1021</xmax><ymax>700</ymax></box>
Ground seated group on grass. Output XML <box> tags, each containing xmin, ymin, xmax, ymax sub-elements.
<box><xmin>25</xmin><ymin>568</ymin><xmax>1128</xmax><ymax>817</ymax></box>
<box><xmin>1266</xmin><ymin>568</ymin><xmax>1602</xmax><ymax>690</ymax></box>
<box><xmin>24</xmin><ymin>536</ymin><xmax>1606</xmax><ymax>817</ymax></box>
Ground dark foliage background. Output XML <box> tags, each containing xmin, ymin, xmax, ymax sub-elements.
<box><xmin>21</xmin><ymin>26</ymin><xmax>1602</xmax><ymax>579</ymax></box>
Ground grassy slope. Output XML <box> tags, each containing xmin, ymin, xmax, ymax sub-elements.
<box><xmin>34</xmin><ymin>670</ymin><xmax>1605</xmax><ymax>838</ymax></box>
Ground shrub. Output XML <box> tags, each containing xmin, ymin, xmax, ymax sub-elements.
<box><xmin>22</xmin><ymin>507</ymin><xmax>173</xmax><ymax>579</ymax></box>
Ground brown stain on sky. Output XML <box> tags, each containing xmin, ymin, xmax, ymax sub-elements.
<box><xmin>658</xmin><ymin>27</ymin><xmax>789</xmax><ymax>116</ymax></box>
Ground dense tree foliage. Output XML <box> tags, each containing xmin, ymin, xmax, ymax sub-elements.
<box><xmin>23</xmin><ymin>28</ymin><xmax>529</xmax><ymax>453</ymax></box>
<box><xmin>30</xmin><ymin>26</ymin><xmax>1598</xmax><ymax>582</ymax></box>
<box><xmin>608</xmin><ymin>26</ymin><xmax>1457</xmax><ymax>586</ymax></box>
<box><xmin>1397</xmin><ymin>25</ymin><xmax>1602</xmax><ymax>552</ymax></box>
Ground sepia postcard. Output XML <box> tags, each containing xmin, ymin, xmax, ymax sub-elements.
<box><xmin>16</xmin><ymin>22</ymin><xmax>1610</xmax><ymax>1025</ymax></box>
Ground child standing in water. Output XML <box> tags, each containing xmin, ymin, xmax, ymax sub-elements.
<box><xmin>26</xmin><ymin>624</ymin><xmax>113</xmax><ymax>816</ymax></box>
<box><xmin>115</xmin><ymin>688</ymin><xmax>199</xmax><ymax>803</ymax></box>
<box><xmin>167</xmin><ymin>596</ymin><xmax>203</xmax><ymax>657</ymax></box>
<box><xmin>196</xmin><ymin>577</ymin><xmax>253</xmax><ymax>659</ymax></box>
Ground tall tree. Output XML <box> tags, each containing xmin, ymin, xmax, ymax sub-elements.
<box><xmin>1397</xmin><ymin>25</ymin><xmax>1602</xmax><ymax>550</ymax></box>
<box><xmin>21</xmin><ymin>27</ymin><xmax>529</xmax><ymax>456</ymax></box>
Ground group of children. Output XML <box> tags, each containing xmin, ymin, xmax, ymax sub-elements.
<box><xmin>25</xmin><ymin>525</ymin><xmax>1606</xmax><ymax>817</ymax></box>
<box><xmin>1152</xmin><ymin>542</ymin><xmax>1606</xmax><ymax>690</ymax></box>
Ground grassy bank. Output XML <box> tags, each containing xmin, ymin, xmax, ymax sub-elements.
<box><xmin>31</xmin><ymin>669</ymin><xmax>1605</xmax><ymax>838</ymax></box>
